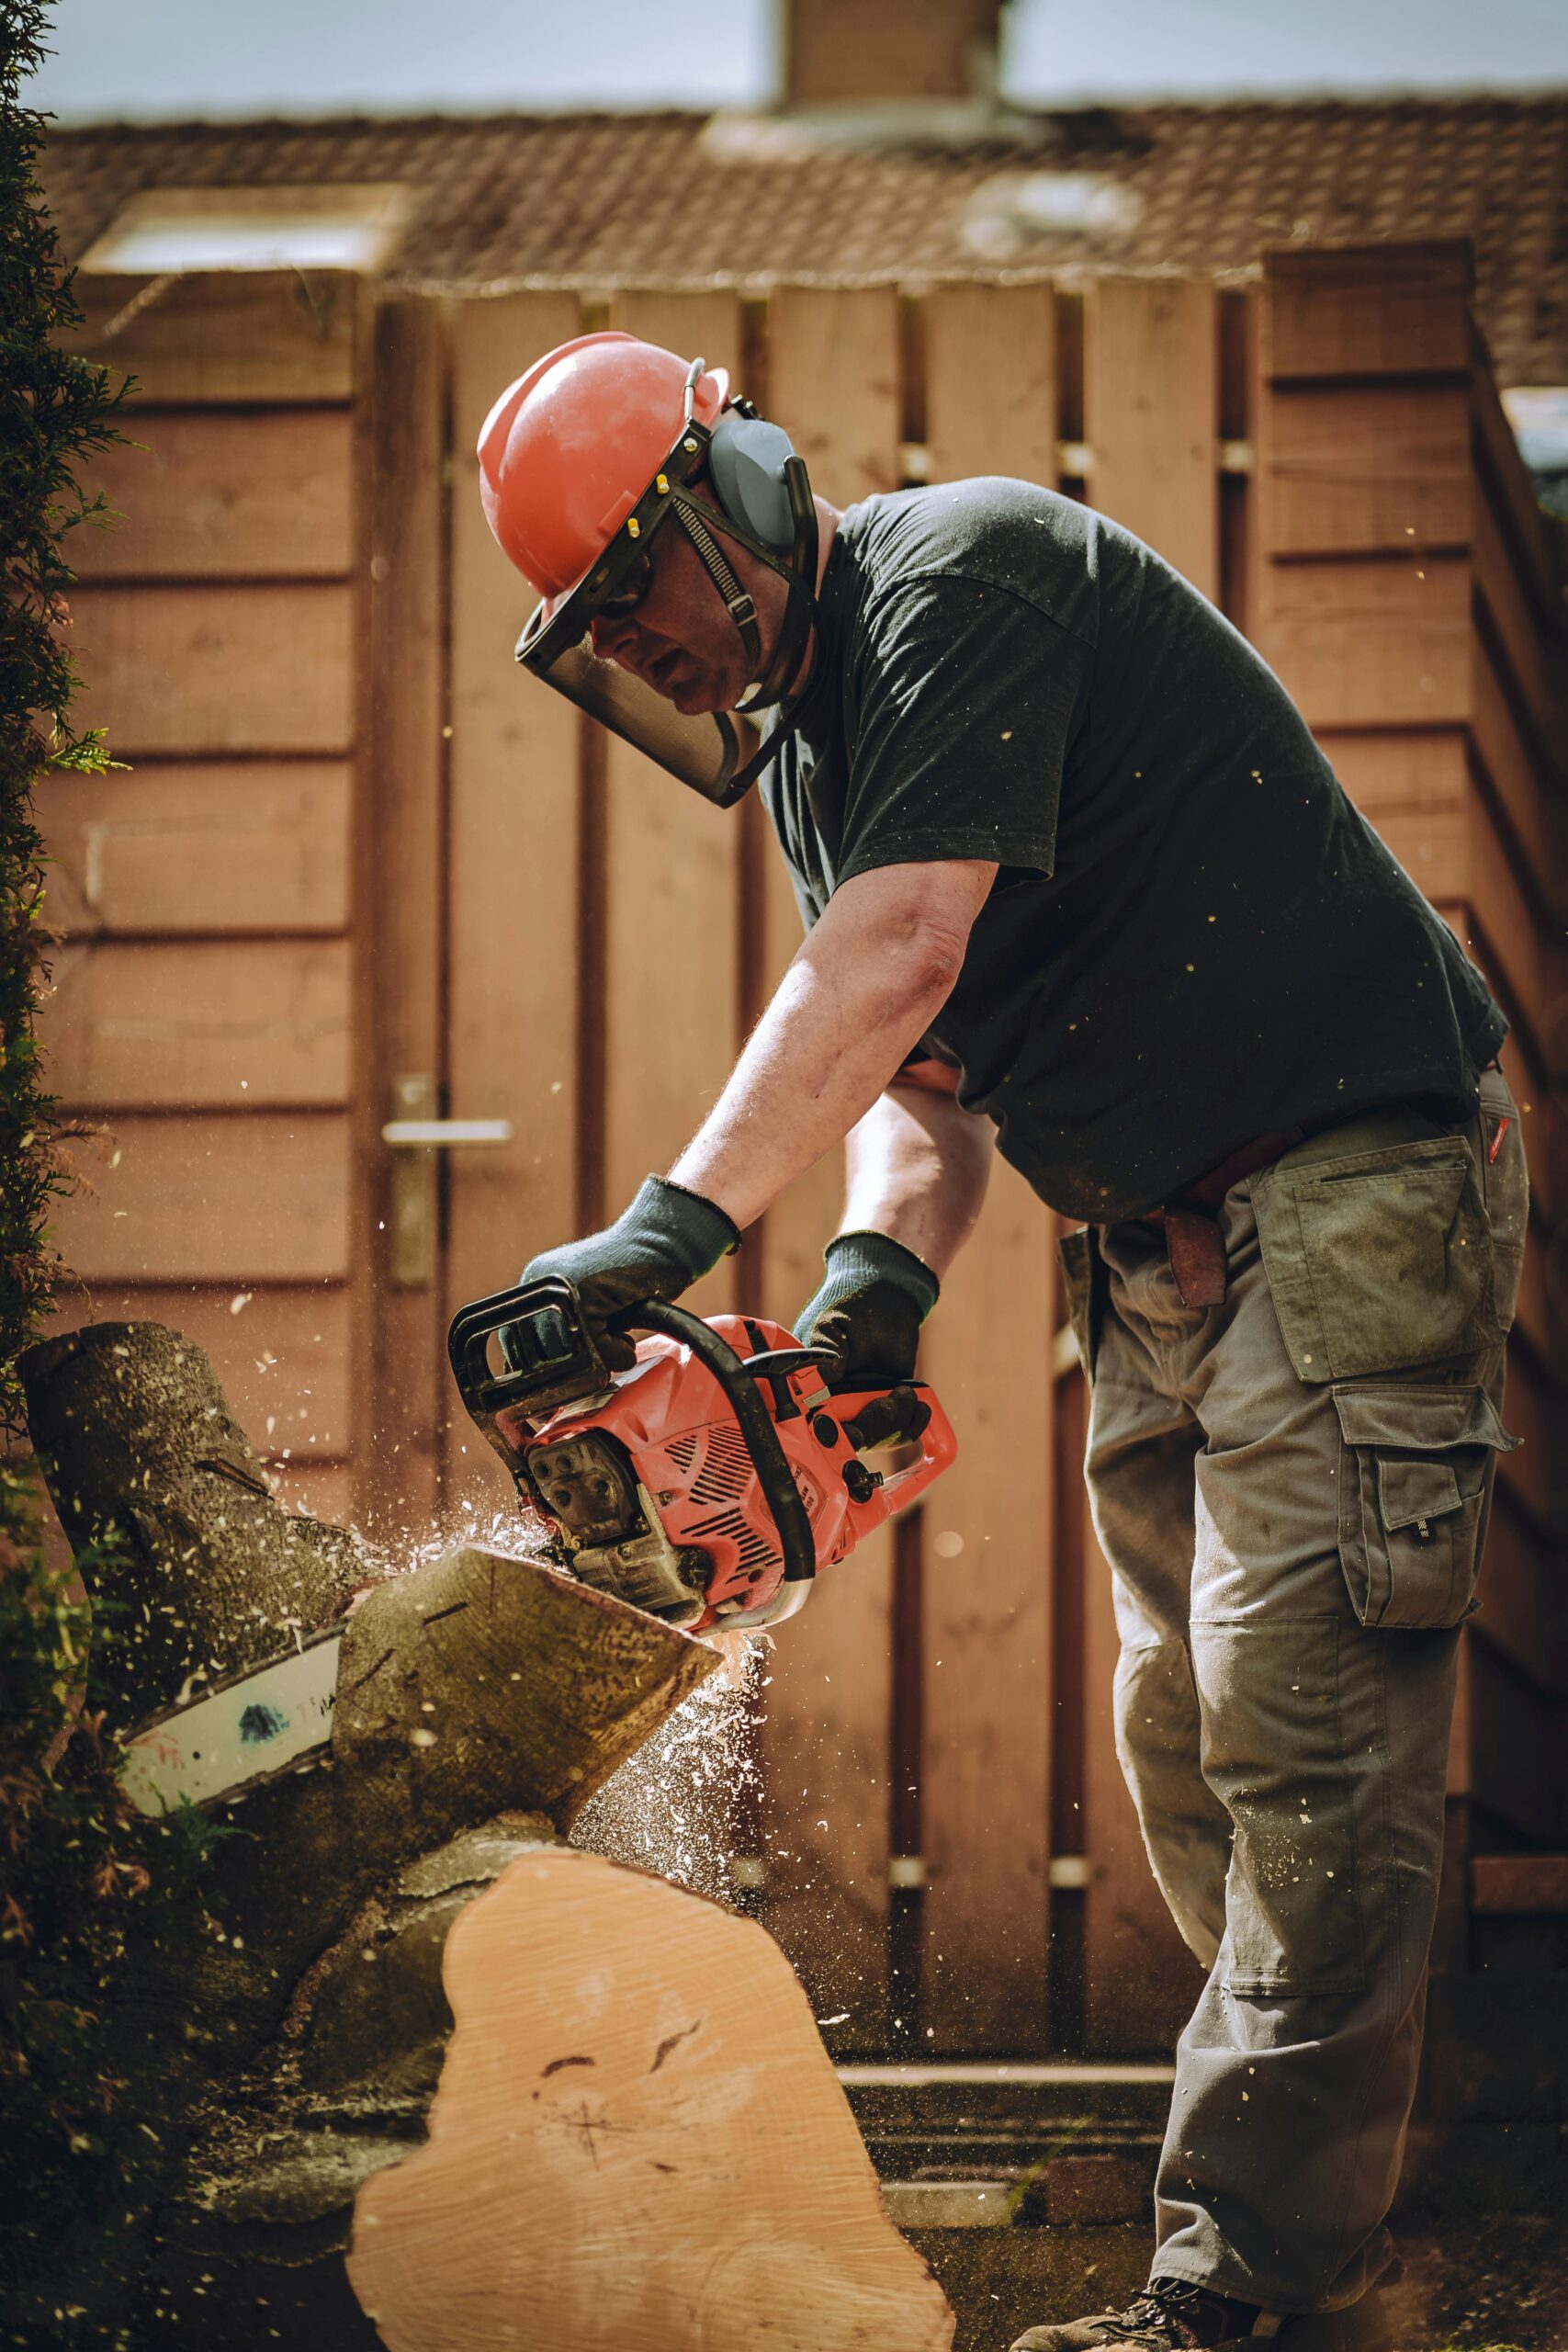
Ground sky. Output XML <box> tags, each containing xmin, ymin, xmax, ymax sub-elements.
<box><xmin>28</xmin><ymin>0</ymin><xmax>1568</xmax><ymax>124</ymax></box>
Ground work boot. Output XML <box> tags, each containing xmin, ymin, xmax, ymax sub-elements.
<box><xmin>1009</xmin><ymin>2279</ymin><xmax>1393</xmax><ymax>2352</ymax></box>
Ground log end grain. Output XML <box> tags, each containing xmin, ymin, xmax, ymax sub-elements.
<box><xmin>347</xmin><ymin>1847</ymin><xmax>955</xmax><ymax>2352</ymax></box>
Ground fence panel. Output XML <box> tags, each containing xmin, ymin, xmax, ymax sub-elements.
<box><xmin>39</xmin><ymin>256</ymin><xmax>1564</xmax><ymax>2052</ymax></box>
<box><xmin>754</xmin><ymin>284</ymin><xmax>903</xmax><ymax>2049</ymax></box>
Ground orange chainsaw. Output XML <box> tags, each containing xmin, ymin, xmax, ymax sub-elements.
<box><xmin>447</xmin><ymin>1276</ymin><xmax>956</xmax><ymax>1634</ymax></box>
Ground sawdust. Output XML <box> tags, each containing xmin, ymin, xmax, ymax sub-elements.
<box><xmin>572</xmin><ymin>1644</ymin><xmax>763</xmax><ymax>1905</ymax></box>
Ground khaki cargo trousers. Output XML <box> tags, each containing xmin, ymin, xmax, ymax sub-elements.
<box><xmin>1060</xmin><ymin>1069</ymin><xmax>1527</xmax><ymax>2313</ymax></box>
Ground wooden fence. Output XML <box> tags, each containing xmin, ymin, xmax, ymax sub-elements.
<box><xmin>45</xmin><ymin>245</ymin><xmax>1567</xmax><ymax>2058</ymax></box>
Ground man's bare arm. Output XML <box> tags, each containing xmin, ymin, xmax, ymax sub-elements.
<box><xmin>840</xmin><ymin>1067</ymin><xmax>995</xmax><ymax>1276</ymax></box>
<box><xmin>669</xmin><ymin>859</ymin><xmax>996</xmax><ymax>1230</ymax></box>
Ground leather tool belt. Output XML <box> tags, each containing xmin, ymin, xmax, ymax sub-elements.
<box><xmin>1142</xmin><ymin>1130</ymin><xmax>1295</xmax><ymax>1310</ymax></box>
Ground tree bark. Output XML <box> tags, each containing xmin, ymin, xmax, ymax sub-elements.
<box><xmin>22</xmin><ymin>1319</ymin><xmax>362</xmax><ymax>1734</ymax></box>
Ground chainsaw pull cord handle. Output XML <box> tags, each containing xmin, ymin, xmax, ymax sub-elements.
<box><xmin>615</xmin><ymin>1299</ymin><xmax>818</xmax><ymax>1585</ymax></box>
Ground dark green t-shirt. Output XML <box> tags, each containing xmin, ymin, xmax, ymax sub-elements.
<box><xmin>760</xmin><ymin>479</ymin><xmax>1507</xmax><ymax>1224</ymax></box>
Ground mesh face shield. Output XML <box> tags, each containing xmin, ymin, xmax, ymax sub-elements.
<box><xmin>513</xmin><ymin>372</ymin><xmax>818</xmax><ymax>809</ymax></box>
<box><xmin>517</xmin><ymin>634</ymin><xmax>767</xmax><ymax>806</ymax></box>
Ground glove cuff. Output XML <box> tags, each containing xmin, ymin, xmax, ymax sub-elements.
<box><xmin>631</xmin><ymin>1173</ymin><xmax>740</xmax><ymax>1280</ymax></box>
<box><xmin>823</xmin><ymin>1229</ymin><xmax>940</xmax><ymax>1321</ymax></box>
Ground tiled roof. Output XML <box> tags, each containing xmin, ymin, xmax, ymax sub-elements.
<box><xmin>39</xmin><ymin>94</ymin><xmax>1568</xmax><ymax>387</ymax></box>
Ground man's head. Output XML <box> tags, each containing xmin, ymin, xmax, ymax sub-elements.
<box><xmin>586</xmin><ymin>470</ymin><xmax>793</xmax><ymax>718</ymax></box>
<box><xmin>477</xmin><ymin>332</ymin><xmax>822</xmax><ymax>806</ymax></box>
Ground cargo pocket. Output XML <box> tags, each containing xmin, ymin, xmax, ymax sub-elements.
<box><xmin>1333</xmin><ymin>1383</ymin><xmax>1518</xmax><ymax>1629</ymax></box>
<box><xmin>1254</xmin><ymin>1134</ymin><xmax>1500</xmax><ymax>1383</ymax></box>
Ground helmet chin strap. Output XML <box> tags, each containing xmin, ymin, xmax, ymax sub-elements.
<box><xmin>667</xmin><ymin>462</ymin><xmax>819</xmax><ymax>724</ymax></box>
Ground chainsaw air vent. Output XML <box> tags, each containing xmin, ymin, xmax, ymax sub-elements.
<box><xmin>690</xmin><ymin>1425</ymin><xmax>752</xmax><ymax>1503</ymax></box>
<box><xmin>664</xmin><ymin>1434</ymin><xmax>700</xmax><ymax>1473</ymax></box>
<box><xmin>687</xmin><ymin>1506</ymin><xmax>778</xmax><ymax>1574</ymax></box>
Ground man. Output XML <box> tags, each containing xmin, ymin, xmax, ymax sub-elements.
<box><xmin>476</xmin><ymin>333</ymin><xmax>1526</xmax><ymax>2351</ymax></box>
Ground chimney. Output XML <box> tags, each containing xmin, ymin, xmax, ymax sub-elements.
<box><xmin>783</xmin><ymin>0</ymin><xmax>1003</xmax><ymax>109</ymax></box>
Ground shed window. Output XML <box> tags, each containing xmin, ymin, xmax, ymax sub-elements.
<box><xmin>79</xmin><ymin>184</ymin><xmax>412</xmax><ymax>274</ymax></box>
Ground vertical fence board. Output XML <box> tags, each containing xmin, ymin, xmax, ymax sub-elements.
<box><xmin>353</xmin><ymin>293</ymin><xmax>448</xmax><ymax>1535</ymax></box>
<box><xmin>444</xmin><ymin>290</ymin><xmax>584</xmax><ymax>1513</ymax></box>
<box><xmin>924</xmin><ymin>278</ymin><xmax>1055</xmax><ymax>492</ymax></box>
<box><xmin>602</xmin><ymin>290</ymin><xmax>747</xmax><ymax>1320</ymax></box>
<box><xmin>756</xmin><ymin>284</ymin><xmax>902</xmax><ymax>2048</ymax></box>
<box><xmin>919</xmin><ymin>279</ymin><xmax>1057</xmax><ymax>2050</ymax></box>
<box><xmin>1085</xmin><ymin>277</ymin><xmax>1219</xmax><ymax>601</ymax></box>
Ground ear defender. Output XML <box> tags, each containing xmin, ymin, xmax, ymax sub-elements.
<box><xmin>707</xmin><ymin>411</ymin><xmax>800</xmax><ymax>553</ymax></box>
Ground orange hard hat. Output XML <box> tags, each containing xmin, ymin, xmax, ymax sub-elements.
<box><xmin>477</xmin><ymin>330</ymin><xmax>728</xmax><ymax>598</ymax></box>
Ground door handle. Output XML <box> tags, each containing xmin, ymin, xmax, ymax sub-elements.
<box><xmin>382</xmin><ymin>1074</ymin><xmax>513</xmax><ymax>1290</ymax></box>
<box><xmin>382</xmin><ymin>1118</ymin><xmax>514</xmax><ymax>1148</ymax></box>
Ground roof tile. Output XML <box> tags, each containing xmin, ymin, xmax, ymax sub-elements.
<box><xmin>39</xmin><ymin>96</ymin><xmax>1568</xmax><ymax>385</ymax></box>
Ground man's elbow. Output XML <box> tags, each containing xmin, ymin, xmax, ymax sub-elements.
<box><xmin>897</xmin><ymin>920</ymin><xmax>968</xmax><ymax>1004</ymax></box>
<box><xmin>863</xmin><ymin>895</ymin><xmax>972</xmax><ymax>1001</ymax></box>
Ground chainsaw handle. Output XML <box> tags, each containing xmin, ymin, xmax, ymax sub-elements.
<box><xmin>832</xmin><ymin>1380</ymin><xmax>958</xmax><ymax>1515</ymax></box>
<box><xmin>617</xmin><ymin>1300</ymin><xmax>818</xmax><ymax>1586</ymax></box>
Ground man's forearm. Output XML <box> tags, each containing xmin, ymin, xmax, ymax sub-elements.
<box><xmin>668</xmin><ymin>861</ymin><xmax>993</xmax><ymax>1230</ymax></box>
<box><xmin>840</xmin><ymin>1078</ymin><xmax>994</xmax><ymax>1277</ymax></box>
<box><xmin>667</xmin><ymin>941</ymin><xmax>955</xmax><ymax>1230</ymax></box>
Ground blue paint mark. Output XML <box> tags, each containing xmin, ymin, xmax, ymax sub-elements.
<box><xmin>238</xmin><ymin>1702</ymin><xmax>288</xmax><ymax>1745</ymax></box>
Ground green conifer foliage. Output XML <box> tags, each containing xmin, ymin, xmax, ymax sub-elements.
<box><xmin>0</xmin><ymin>0</ymin><xmax>157</xmax><ymax>2275</ymax></box>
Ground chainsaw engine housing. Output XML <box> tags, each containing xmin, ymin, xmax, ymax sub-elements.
<box><xmin>447</xmin><ymin>1284</ymin><xmax>956</xmax><ymax>1635</ymax></box>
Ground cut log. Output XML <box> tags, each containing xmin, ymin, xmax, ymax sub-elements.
<box><xmin>348</xmin><ymin>1847</ymin><xmax>955</xmax><ymax>2352</ymax></box>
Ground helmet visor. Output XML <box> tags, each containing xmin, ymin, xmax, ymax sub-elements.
<box><xmin>520</xmin><ymin>618</ymin><xmax>763</xmax><ymax>808</ymax></box>
<box><xmin>510</xmin><ymin>379</ymin><xmax>783</xmax><ymax>808</ymax></box>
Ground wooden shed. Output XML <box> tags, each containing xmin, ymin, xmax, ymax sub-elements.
<box><xmin>43</xmin><ymin>240</ymin><xmax>1568</xmax><ymax>2060</ymax></box>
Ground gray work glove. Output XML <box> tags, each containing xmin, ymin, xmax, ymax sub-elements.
<box><xmin>518</xmin><ymin>1174</ymin><xmax>739</xmax><ymax>1371</ymax></box>
<box><xmin>793</xmin><ymin>1230</ymin><xmax>939</xmax><ymax>1390</ymax></box>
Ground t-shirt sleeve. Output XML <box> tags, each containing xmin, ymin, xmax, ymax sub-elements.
<box><xmin>836</xmin><ymin>575</ymin><xmax>1090</xmax><ymax>888</ymax></box>
<box><xmin>759</xmin><ymin>767</ymin><xmax>829</xmax><ymax>937</ymax></box>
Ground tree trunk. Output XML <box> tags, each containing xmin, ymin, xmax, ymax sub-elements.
<box><xmin>14</xmin><ymin>1322</ymin><xmax>718</xmax><ymax>2346</ymax></box>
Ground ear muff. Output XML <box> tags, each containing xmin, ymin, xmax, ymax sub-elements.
<box><xmin>707</xmin><ymin>411</ymin><xmax>799</xmax><ymax>553</ymax></box>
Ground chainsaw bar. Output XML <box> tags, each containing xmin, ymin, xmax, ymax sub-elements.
<box><xmin>119</xmin><ymin>1623</ymin><xmax>342</xmax><ymax>1816</ymax></box>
